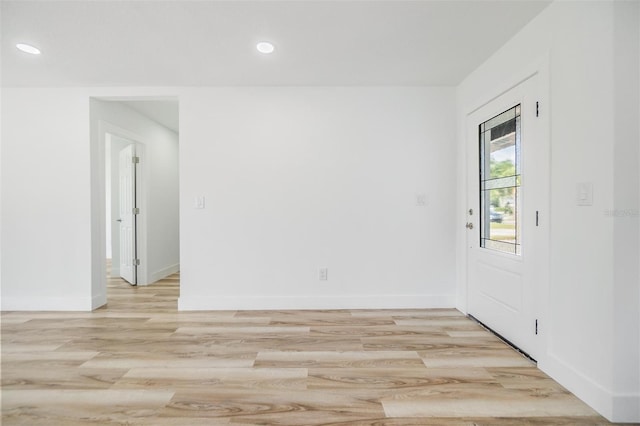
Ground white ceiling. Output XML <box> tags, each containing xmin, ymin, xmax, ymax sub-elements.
<box><xmin>1</xmin><ymin>0</ymin><xmax>551</xmax><ymax>88</ymax></box>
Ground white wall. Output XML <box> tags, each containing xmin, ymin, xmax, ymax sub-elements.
<box><xmin>456</xmin><ymin>1</ymin><xmax>639</xmax><ymax>422</ymax></box>
<box><xmin>612</xmin><ymin>1</ymin><xmax>640</xmax><ymax>420</ymax></box>
<box><xmin>179</xmin><ymin>87</ymin><xmax>457</xmax><ymax>310</ymax></box>
<box><xmin>2</xmin><ymin>87</ymin><xmax>454</xmax><ymax>311</ymax></box>
<box><xmin>1</xmin><ymin>89</ymin><xmax>93</xmax><ymax>310</ymax></box>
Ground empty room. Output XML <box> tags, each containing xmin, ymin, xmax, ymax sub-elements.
<box><xmin>1</xmin><ymin>0</ymin><xmax>639</xmax><ymax>424</ymax></box>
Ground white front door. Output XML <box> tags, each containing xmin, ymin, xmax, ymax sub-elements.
<box><xmin>466</xmin><ymin>75</ymin><xmax>546</xmax><ymax>359</ymax></box>
<box><xmin>119</xmin><ymin>144</ymin><xmax>137</xmax><ymax>285</ymax></box>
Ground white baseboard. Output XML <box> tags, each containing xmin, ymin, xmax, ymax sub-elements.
<box><xmin>148</xmin><ymin>263</ymin><xmax>180</xmax><ymax>285</ymax></box>
<box><xmin>178</xmin><ymin>293</ymin><xmax>455</xmax><ymax>311</ymax></box>
<box><xmin>540</xmin><ymin>352</ymin><xmax>640</xmax><ymax>423</ymax></box>
<box><xmin>1</xmin><ymin>297</ymin><xmax>94</xmax><ymax>311</ymax></box>
<box><xmin>92</xmin><ymin>293</ymin><xmax>107</xmax><ymax>310</ymax></box>
<box><xmin>611</xmin><ymin>392</ymin><xmax>640</xmax><ymax>423</ymax></box>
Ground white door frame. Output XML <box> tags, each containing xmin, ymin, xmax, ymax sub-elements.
<box><xmin>461</xmin><ymin>54</ymin><xmax>550</xmax><ymax>363</ymax></box>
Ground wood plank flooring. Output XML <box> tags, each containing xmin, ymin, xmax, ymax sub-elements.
<box><xmin>1</xmin><ymin>272</ymin><xmax>618</xmax><ymax>425</ymax></box>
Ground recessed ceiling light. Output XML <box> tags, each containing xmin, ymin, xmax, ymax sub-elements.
<box><xmin>256</xmin><ymin>41</ymin><xmax>275</xmax><ymax>54</ymax></box>
<box><xmin>16</xmin><ymin>43</ymin><xmax>41</xmax><ymax>55</ymax></box>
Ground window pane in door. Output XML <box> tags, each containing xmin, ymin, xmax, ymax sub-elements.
<box><xmin>479</xmin><ymin>105</ymin><xmax>521</xmax><ymax>255</ymax></box>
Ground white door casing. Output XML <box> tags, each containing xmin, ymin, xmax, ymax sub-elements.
<box><xmin>466</xmin><ymin>74</ymin><xmax>547</xmax><ymax>360</ymax></box>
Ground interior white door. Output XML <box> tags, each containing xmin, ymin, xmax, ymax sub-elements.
<box><xmin>466</xmin><ymin>75</ymin><xmax>544</xmax><ymax>359</ymax></box>
<box><xmin>119</xmin><ymin>144</ymin><xmax>137</xmax><ymax>285</ymax></box>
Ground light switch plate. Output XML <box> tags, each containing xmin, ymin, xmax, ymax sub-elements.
<box><xmin>194</xmin><ymin>196</ymin><xmax>205</xmax><ymax>209</ymax></box>
<box><xmin>319</xmin><ymin>268</ymin><xmax>328</xmax><ymax>281</ymax></box>
<box><xmin>576</xmin><ymin>182</ymin><xmax>593</xmax><ymax>206</ymax></box>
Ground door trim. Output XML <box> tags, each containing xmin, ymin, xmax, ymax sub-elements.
<box><xmin>459</xmin><ymin>53</ymin><xmax>550</xmax><ymax>363</ymax></box>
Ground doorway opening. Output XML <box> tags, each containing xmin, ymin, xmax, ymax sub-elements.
<box><xmin>91</xmin><ymin>97</ymin><xmax>180</xmax><ymax>310</ymax></box>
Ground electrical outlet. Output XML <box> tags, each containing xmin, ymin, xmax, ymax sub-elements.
<box><xmin>318</xmin><ymin>267</ymin><xmax>328</xmax><ymax>281</ymax></box>
<box><xmin>415</xmin><ymin>193</ymin><xmax>428</xmax><ymax>206</ymax></box>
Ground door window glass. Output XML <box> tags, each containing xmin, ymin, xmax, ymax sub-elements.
<box><xmin>479</xmin><ymin>105</ymin><xmax>521</xmax><ymax>255</ymax></box>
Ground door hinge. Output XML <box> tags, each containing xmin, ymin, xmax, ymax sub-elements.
<box><xmin>132</xmin><ymin>208</ymin><xmax>140</xmax><ymax>215</ymax></box>
<box><xmin>133</xmin><ymin>259</ymin><xmax>140</xmax><ymax>266</ymax></box>
<box><xmin>132</xmin><ymin>156</ymin><xmax>140</xmax><ymax>164</ymax></box>
<box><xmin>536</xmin><ymin>101</ymin><xmax>539</xmax><ymax>117</ymax></box>
<box><xmin>536</xmin><ymin>210</ymin><xmax>539</xmax><ymax>227</ymax></box>
<box><xmin>535</xmin><ymin>319</ymin><xmax>539</xmax><ymax>335</ymax></box>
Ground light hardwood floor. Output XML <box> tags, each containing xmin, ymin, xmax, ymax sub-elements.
<box><xmin>1</xmin><ymin>272</ymin><xmax>618</xmax><ymax>425</ymax></box>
